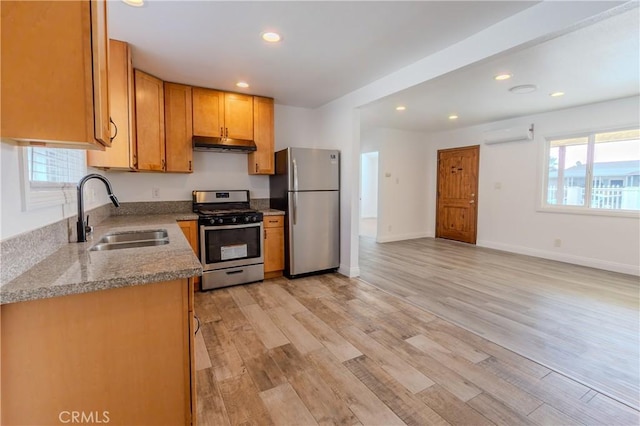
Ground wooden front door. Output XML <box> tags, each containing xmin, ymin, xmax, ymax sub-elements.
<box><xmin>436</xmin><ymin>145</ymin><xmax>479</xmax><ymax>244</ymax></box>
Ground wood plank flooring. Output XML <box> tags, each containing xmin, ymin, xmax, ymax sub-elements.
<box><xmin>359</xmin><ymin>236</ymin><xmax>640</xmax><ymax>412</ymax></box>
<box><xmin>194</xmin><ymin>273</ymin><xmax>640</xmax><ymax>425</ymax></box>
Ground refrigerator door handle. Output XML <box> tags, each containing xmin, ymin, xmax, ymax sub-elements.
<box><xmin>292</xmin><ymin>158</ymin><xmax>299</xmax><ymax>192</ymax></box>
<box><xmin>293</xmin><ymin>192</ymin><xmax>298</xmax><ymax>225</ymax></box>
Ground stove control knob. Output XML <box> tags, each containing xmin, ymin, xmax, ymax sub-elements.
<box><xmin>231</xmin><ymin>217</ymin><xmax>237</xmax><ymax>223</ymax></box>
<box><xmin>217</xmin><ymin>218</ymin><xmax>224</xmax><ymax>224</ymax></box>
<box><xmin>244</xmin><ymin>216</ymin><xmax>250</xmax><ymax>222</ymax></box>
<box><xmin>252</xmin><ymin>216</ymin><xmax>257</xmax><ymax>222</ymax></box>
<box><xmin>208</xmin><ymin>219</ymin><xmax>215</xmax><ymax>225</ymax></box>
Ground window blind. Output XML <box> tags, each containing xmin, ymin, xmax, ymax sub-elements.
<box><xmin>27</xmin><ymin>147</ymin><xmax>86</xmax><ymax>188</ymax></box>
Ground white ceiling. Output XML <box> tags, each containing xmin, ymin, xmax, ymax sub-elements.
<box><xmin>108</xmin><ymin>1</ymin><xmax>639</xmax><ymax>134</ymax></box>
<box><xmin>107</xmin><ymin>1</ymin><xmax>538</xmax><ymax>108</ymax></box>
<box><xmin>360</xmin><ymin>5</ymin><xmax>640</xmax><ymax>133</ymax></box>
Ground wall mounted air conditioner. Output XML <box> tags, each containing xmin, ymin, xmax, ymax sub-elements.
<box><xmin>483</xmin><ymin>124</ymin><xmax>534</xmax><ymax>145</ymax></box>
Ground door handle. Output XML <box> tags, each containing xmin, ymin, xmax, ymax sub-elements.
<box><xmin>293</xmin><ymin>192</ymin><xmax>298</xmax><ymax>226</ymax></box>
<box><xmin>226</xmin><ymin>270</ymin><xmax>243</xmax><ymax>275</ymax></box>
<box><xmin>292</xmin><ymin>158</ymin><xmax>299</xmax><ymax>192</ymax></box>
<box><xmin>470</xmin><ymin>200</ymin><xmax>475</xmax><ymax>204</ymax></box>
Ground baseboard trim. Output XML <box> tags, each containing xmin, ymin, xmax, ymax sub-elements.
<box><xmin>477</xmin><ymin>239</ymin><xmax>640</xmax><ymax>276</ymax></box>
<box><xmin>377</xmin><ymin>231</ymin><xmax>432</xmax><ymax>243</ymax></box>
<box><xmin>338</xmin><ymin>265</ymin><xmax>360</xmax><ymax>278</ymax></box>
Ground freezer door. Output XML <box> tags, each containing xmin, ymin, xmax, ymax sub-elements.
<box><xmin>288</xmin><ymin>190</ymin><xmax>340</xmax><ymax>276</ymax></box>
<box><xmin>288</xmin><ymin>148</ymin><xmax>340</xmax><ymax>191</ymax></box>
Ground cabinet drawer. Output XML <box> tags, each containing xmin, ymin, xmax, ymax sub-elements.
<box><xmin>263</xmin><ymin>216</ymin><xmax>284</xmax><ymax>228</ymax></box>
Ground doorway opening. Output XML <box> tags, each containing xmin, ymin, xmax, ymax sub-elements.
<box><xmin>360</xmin><ymin>151</ymin><xmax>379</xmax><ymax>238</ymax></box>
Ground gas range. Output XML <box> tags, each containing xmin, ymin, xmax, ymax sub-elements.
<box><xmin>192</xmin><ymin>190</ymin><xmax>265</xmax><ymax>291</ymax></box>
<box><xmin>193</xmin><ymin>191</ymin><xmax>263</xmax><ymax>226</ymax></box>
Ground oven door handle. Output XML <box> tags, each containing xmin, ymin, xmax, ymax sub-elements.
<box><xmin>200</xmin><ymin>223</ymin><xmax>262</xmax><ymax>231</ymax></box>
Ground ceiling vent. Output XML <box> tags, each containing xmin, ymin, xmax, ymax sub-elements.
<box><xmin>483</xmin><ymin>124</ymin><xmax>534</xmax><ymax>145</ymax></box>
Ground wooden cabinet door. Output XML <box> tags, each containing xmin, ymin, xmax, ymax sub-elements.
<box><xmin>178</xmin><ymin>220</ymin><xmax>201</xmax><ymax>289</ymax></box>
<box><xmin>192</xmin><ymin>88</ymin><xmax>224</xmax><ymax>137</ymax></box>
<box><xmin>135</xmin><ymin>70</ymin><xmax>165</xmax><ymax>171</ymax></box>
<box><xmin>88</xmin><ymin>39</ymin><xmax>137</xmax><ymax>169</ymax></box>
<box><xmin>165</xmin><ymin>83</ymin><xmax>193</xmax><ymax>173</ymax></box>
<box><xmin>224</xmin><ymin>93</ymin><xmax>254</xmax><ymax>140</ymax></box>
<box><xmin>248</xmin><ymin>96</ymin><xmax>274</xmax><ymax>175</ymax></box>
<box><xmin>1</xmin><ymin>0</ymin><xmax>108</xmax><ymax>149</ymax></box>
<box><xmin>264</xmin><ymin>216</ymin><xmax>284</xmax><ymax>276</ymax></box>
<box><xmin>1</xmin><ymin>280</ymin><xmax>193</xmax><ymax>425</ymax></box>
<box><xmin>91</xmin><ymin>0</ymin><xmax>111</xmax><ymax>147</ymax></box>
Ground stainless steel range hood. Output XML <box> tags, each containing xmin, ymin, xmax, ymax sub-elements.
<box><xmin>193</xmin><ymin>136</ymin><xmax>257</xmax><ymax>153</ymax></box>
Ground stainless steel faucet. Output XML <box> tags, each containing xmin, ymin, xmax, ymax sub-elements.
<box><xmin>77</xmin><ymin>174</ymin><xmax>120</xmax><ymax>242</ymax></box>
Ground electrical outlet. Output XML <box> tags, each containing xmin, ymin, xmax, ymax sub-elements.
<box><xmin>152</xmin><ymin>188</ymin><xmax>160</xmax><ymax>199</ymax></box>
<box><xmin>554</xmin><ymin>238</ymin><xmax>562</xmax><ymax>248</ymax></box>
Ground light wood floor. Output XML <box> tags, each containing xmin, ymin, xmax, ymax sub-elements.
<box><xmin>360</xmin><ymin>236</ymin><xmax>640</xmax><ymax>412</ymax></box>
<box><xmin>194</xmin><ymin>273</ymin><xmax>639</xmax><ymax>425</ymax></box>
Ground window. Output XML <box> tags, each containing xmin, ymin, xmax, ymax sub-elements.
<box><xmin>21</xmin><ymin>147</ymin><xmax>87</xmax><ymax>210</ymax></box>
<box><xmin>544</xmin><ymin>128</ymin><xmax>640</xmax><ymax>213</ymax></box>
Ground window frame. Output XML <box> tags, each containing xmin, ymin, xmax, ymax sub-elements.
<box><xmin>19</xmin><ymin>147</ymin><xmax>87</xmax><ymax>211</ymax></box>
<box><xmin>538</xmin><ymin>125</ymin><xmax>640</xmax><ymax>218</ymax></box>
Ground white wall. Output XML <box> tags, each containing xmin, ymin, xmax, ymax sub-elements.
<box><xmin>274</xmin><ymin>104</ymin><xmax>318</xmax><ymax>151</ymax></box>
<box><xmin>361</xmin><ymin>128</ymin><xmax>430</xmax><ymax>243</ymax></box>
<box><xmin>0</xmin><ymin>142</ymin><xmax>111</xmax><ymax>240</ymax></box>
<box><xmin>105</xmin><ymin>152</ymin><xmax>270</xmax><ymax>202</ymax></box>
<box><xmin>313</xmin><ymin>2</ymin><xmax>619</xmax><ymax>276</ymax></box>
<box><xmin>360</xmin><ymin>152</ymin><xmax>378</xmax><ymax>219</ymax></box>
<box><xmin>424</xmin><ymin>96</ymin><xmax>640</xmax><ymax>275</ymax></box>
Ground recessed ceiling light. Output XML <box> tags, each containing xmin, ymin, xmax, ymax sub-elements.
<box><xmin>396</xmin><ymin>106</ymin><xmax>406</xmax><ymax>111</ymax></box>
<box><xmin>448</xmin><ymin>115</ymin><xmax>459</xmax><ymax>120</ymax></box>
<box><xmin>262</xmin><ymin>32</ymin><xmax>282</xmax><ymax>43</ymax></box>
<box><xmin>122</xmin><ymin>0</ymin><xmax>144</xmax><ymax>7</ymax></box>
<box><xmin>550</xmin><ymin>91</ymin><xmax>565</xmax><ymax>97</ymax></box>
<box><xmin>509</xmin><ymin>84</ymin><xmax>537</xmax><ymax>94</ymax></box>
<box><xmin>236</xmin><ymin>81</ymin><xmax>249</xmax><ymax>88</ymax></box>
<box><xmin>494</xmin><ymin>73</ymin><xmax>512</xmax><ymax>81</ymax></box>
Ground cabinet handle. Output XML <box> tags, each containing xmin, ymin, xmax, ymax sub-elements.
<box><xmin>189</xmin><ymin>160</ymin><xmax>192</xmax><ymax>171</ymax></box>
<box><xmin>255</xmin><ymin>163</ymin><xmax>258</xmax><ymax>173</ymax></box>
<box><xmin>220</xmin><ymin>127</ymin><xmax>224</xmax><ymax>139</ymax></box>
<box><xmin>109</xmin><ymin>117</ymin><xmax>118</xmax><ymax>142</ymax></box>
<box><xmin>162</xmin><ymin>159</ymin><xmax>166</xmax><ymax>171</ymax></box>
<box><xmin>225</xmin><ymin>127</ymin><xmax>229</xmax><ymax>140</ymax></box>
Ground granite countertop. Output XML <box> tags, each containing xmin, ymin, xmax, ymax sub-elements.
<box><xmin>0</xmin><ymin>214</ymin><xmax>202</xmax><ymax>305</ymax></box>
<box><xmin>261</xmin><ymin>209</ymin><xmax>285</xmax><ymax>216</ymax></box>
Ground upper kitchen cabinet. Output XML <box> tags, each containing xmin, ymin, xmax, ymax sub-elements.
<box><xmin>1</xmin><ymin>0</ymin><xmax>111</xmax><ymax>149</ymax></box>
<box><xmin>88</xmin><ymin>39</ymin><xmax>137</xmax><ymax>170</ymax></box>
<box><xmin>192</xmin><ymin>88</ymin><xmax>253</xmax><ymax>141</ymax></box>
<box><xmin>135</xmin><ymin>70</ymin><xmax>165</xmax><ymax>171</ymax></box>
<box><xmin>164</xmin><ymin>83</ymin><xmax>193</xmax><ymax>173</ymax></box>
<box><xmin>248</xmin><ymin>96</ymin><xmax>275</xmax><ymax>175</ymax></box>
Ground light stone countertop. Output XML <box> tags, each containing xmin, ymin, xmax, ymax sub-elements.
<box><xmin>261</xmin><ymin>209</ymin><xmax>285</xmax><ymax>216</ymax></box>
<box><xmin>0</xmin><ymin>214</ymin><xmax>202</xmax><ymax>305</ymax></box>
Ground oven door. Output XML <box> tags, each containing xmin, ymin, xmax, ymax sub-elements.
<box><xmin>200</xmin><ymin>223</ymin><xmax>264</xmax><ymax>270</ymax></box>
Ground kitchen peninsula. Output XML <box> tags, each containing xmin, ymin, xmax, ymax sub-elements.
<box><xmin>1</xmin><ymin>214</ymin><xmax>202</xmax><ymax>425</ymax></box>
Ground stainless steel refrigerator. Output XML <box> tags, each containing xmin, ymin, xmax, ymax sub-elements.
<box><xmin>270</xmin><ymin>148</ymin><xmax>340</xmax><ymax>278</ymax></box>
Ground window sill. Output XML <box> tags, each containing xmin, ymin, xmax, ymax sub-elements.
<box><xmin>536</xmin><ymin>206</ymin><xmax>640</xmax><ymax>219</ymax></box>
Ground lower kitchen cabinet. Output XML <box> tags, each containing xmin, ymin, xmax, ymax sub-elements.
<box><xmin>1</xmin><ymin>279</ymin><xmax>195</xmax><ymax>425</ymax></box>
<box><xmin>178</xmin><ymin>220</ymin><xmax>201</xmax><ymax>290</ymax></box>
<box><xmin>264</xmin><ymin>215</ymin><xmax>285</xmax><ymax>278</ymax></box>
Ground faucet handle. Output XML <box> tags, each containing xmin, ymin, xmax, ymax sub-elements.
<box><xmin>84</xmin><ymin>215</ymin><xmax>93</xmax><ymax>235</ymax></box>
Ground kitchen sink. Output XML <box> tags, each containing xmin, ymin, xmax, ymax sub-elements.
<box><xmin>89</xmin><ymin>229</ymin><xmax>169</xmax><ymax>251</ymax></box>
